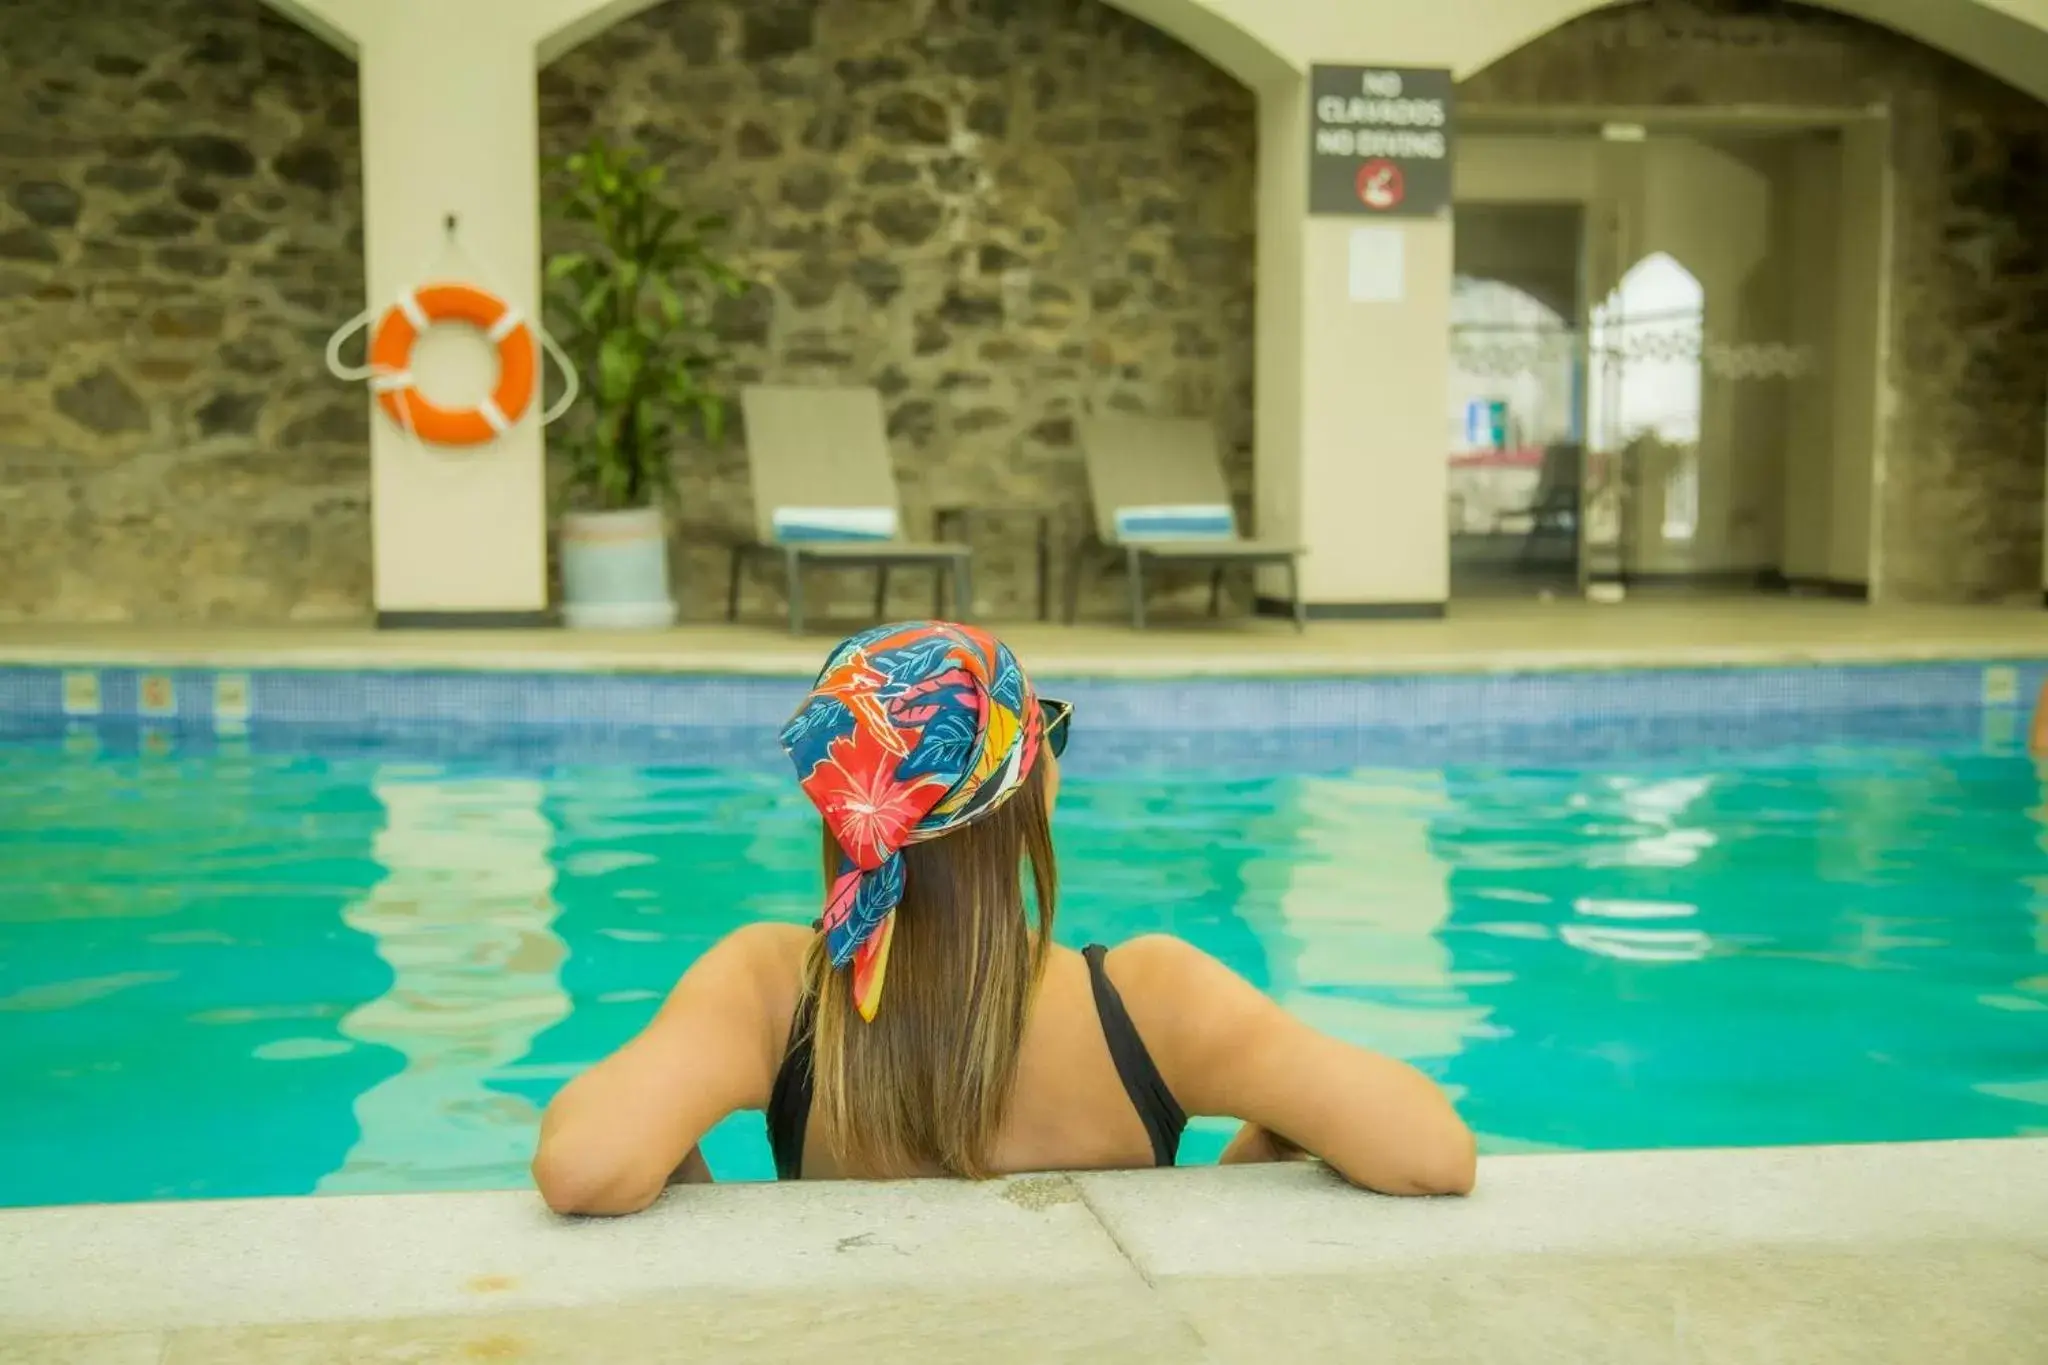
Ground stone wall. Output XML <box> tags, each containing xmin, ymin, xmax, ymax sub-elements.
<box><xmin>538</xmin><ymin>0</ymin><xmax>1257</xmax><ymax>622</ymax></box>
<box><xmin>0</xmin><ymin>1</ymin><xmax>366</xmax><ymax>624</ymax></box>
<box><xmin>1463</xmin><ymin>0</ymin><xmax>2048</xmax><ymax>603</ymax></box>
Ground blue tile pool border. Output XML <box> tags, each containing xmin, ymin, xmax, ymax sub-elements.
<box><xmin>2</xmin><ymin>659</ymin><xmax>2043</xmax><ymax>732</ymax></box>
<box><xmin>1</xmin><ymin>660</ymin><xmax>2043</xmax><ymax>777</ymax></box>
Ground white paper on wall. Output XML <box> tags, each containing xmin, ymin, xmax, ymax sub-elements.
<box><xmin>1348</xmin><ymin>226</ymin><xmax>1405</xmax><ymax>303</ymax></box>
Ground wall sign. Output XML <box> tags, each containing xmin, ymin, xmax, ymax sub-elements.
<box><xmin>1309</xmin><ymin>66</ymin><xmax>1454</xmax><ymax>218</ymax></box>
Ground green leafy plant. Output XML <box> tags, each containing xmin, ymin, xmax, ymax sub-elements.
<box><xmin>545</xmin><ymin>138</ymin><xmax>746</xmax><ymax>512</ymax></box>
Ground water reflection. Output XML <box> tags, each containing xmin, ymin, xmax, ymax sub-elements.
<box><xmin>320</xmin><ymin>771</ymin><xmax>569</xmax><ymax>1193</ymax></box>
<box><xmin>1987</xmin><ymin>762</ymin><xmax>2048</xmax><ymax>1116</ymax></box>
<box><xmin>0</xmin><ymin>729</ymin><xmax>391</xmax><ymax>1206</ymax></box>
<box><xmin>1437</xmin><ymin>750</ymin><xmax>2048</xmax><ymax>1150</ymax></box>
<box><xmin>2028</xmin><ymin>761</ymin><xmax>2048</xmax><ymax>963</ymax></box>
<box><xmin>493</xmin><ymin>764</ymin><xmax>816</xmax><ymax>1181</ymax></box>
<box><xmin>1257</xmin><ymin>773</ymin><xmax>1482</xmax><ymax>1078</ymax></box>
<box><xmin>1561</xmin><ymin>899</ymin><xmax>1712</xmax><ymax>965</ymax></box>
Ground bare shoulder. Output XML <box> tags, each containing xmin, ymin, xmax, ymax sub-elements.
<box><xmin>656</xmin><ymin>921</ymin><xmax>812</xmax><ymax>1043</ymax></box>
<box><xmin>1098</xmin><ymin>935</ymin><xmax>1276</xmax><ymax>1069</ymax></box>
<box><xmin>1103</xmin><ymin>933</ymin><xmax>1252</xmax><ymax>1004</ymax></box>
<box><xmin>1103</xmin><ymin>934</ymin><xmax>1478</xmax><ymax>1196</ymax></box>
<box><xmin>715</xmin><ymin>921</ymin><xmax>811</xmax><ymax>1007</ymax></box>
<box><xmin>724</xmin><ymin>919</ymin><xmax>812</xmax><ymax>967</ymax></box>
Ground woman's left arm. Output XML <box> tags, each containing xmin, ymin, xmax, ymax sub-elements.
<box><xmin>532</xmin><ymin>923</ymin><xmax>802</xmax><ymax>1216</ymax></box>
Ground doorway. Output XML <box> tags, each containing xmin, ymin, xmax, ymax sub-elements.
<box><xmin>1449</xmin><ymin>111</ymin><xmax>1890</xmax><ymax>603</ymax></box>
<box><xmin>1448</xmin><ymin>202</ymin><xmax>1586</xmax><ymax>598</ymax></box>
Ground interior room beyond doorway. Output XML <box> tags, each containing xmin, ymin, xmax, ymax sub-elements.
<box><xmin>1448</xmin><ymin>108</ymin><xmax>1888</xmax><ymax>607</ymax></box>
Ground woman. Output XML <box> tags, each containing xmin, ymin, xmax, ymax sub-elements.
<box><xmin>533</xmin><ymin>622</ymin><xmax>1475</xmax><ymax>1213</ymax></box>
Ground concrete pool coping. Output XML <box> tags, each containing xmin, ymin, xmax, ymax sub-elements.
<box><xmin>3</xmin><ymin>1140</ymin><xmax>2044</xmax><ymax>1362</ymax></box>
<box><xmin>6</xmin><ymin>599</ymin><xmax>2048</xmax><ymax>680</ymax></box>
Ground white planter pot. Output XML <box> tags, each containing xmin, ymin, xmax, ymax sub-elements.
<box><xmin>558</xmin><ymin>507</ymin><xmax>677</xmax><ymax>630</ymax></box>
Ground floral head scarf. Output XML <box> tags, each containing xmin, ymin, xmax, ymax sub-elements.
<box><xmin>779</xmin><ymin>621</ymin><xmax>1045</xmax><ymax>1022</ymax></box>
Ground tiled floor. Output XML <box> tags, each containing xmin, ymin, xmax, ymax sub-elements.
<box><xmin>2</xmin><ymin>597</ymin><xmax>2045</xmax><ymax>677</ymax></box>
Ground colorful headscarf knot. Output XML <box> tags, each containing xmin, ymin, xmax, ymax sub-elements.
<box><xmin>779</xmin><ymin>621</ymin><xmax>1045</xmax><ymax>1022</ymax></box>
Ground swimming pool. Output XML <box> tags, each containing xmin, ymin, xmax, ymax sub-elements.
<box><xmin>2</xmin><ymin>663</ymin><xmax>2045</xmax><ymax>1206</ymax></box>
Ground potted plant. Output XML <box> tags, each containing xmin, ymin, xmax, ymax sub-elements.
<box><xmin>545</xmin><ymin>138</ymin><xmax>745</xmax><ymax>629</ymax></box>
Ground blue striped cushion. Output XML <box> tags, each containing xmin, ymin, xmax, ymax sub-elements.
<box><xmin>1114</xmin><ymin>503</ymin><xmax>1237</xmax><ymax>541</ymax></box>
<box><xmin>772</xmin><ymin>507</ymin><xmax>899</xmax><ymax>542</ymax></box>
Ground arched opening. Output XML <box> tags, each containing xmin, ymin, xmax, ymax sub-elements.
<box><xmin>255</xmin><ymin>0</ymin><xmax>358</xmax><ymax>57</ymax></box>
<box><xmin>1451</xmin><ymin>0</ymin><xmax>2048</xmax><ymax>107</ymax></box>
<box><xmin>535</xmin><ymin>0</ymin><xmax>1258</xmax><ymax>620</ymax></box>
<box><xmin>1591</xmin><ymin>253</ymin><xmax>1704</xmax><ymax>459</ymax></box>
<box><xmin>1590</xmin><ymin>252</ymin><xmax>1706</xmax><ymax>546</ymax></box>
<box><xmin>539</xmin><ymin>0</ymin><xmax>1295</xmax><ymax>87</ymax></box>
<box><xmin>1446</xmin><ymin>250</ymin><xmax>1583</xmax><ymax>596</ymax></box>
<box><xmin>1458</xmin><ymin>0</ymin><xmax>2048</xmax><ymax>604</ymax></box>
<box><xmin>0</xmin><ymin>0</ymin><xmax>367</xmax><ymax>624</ymax></box>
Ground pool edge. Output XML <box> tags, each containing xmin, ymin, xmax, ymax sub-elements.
<box><xmin>10</xmin><ymin>633</ymin><xmax>2048</xmax><ymax>681</ymax></box>
<box><xmin>3</xmin><ymin>1139</ymin><xmax>2043</xmax><ymax>1361</ymax></box>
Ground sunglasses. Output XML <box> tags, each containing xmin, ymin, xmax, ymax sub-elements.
<box><xmin>1039</xmin><ymin>697</ymin><xmax>1073</xmax><ymax>760</ymax></box>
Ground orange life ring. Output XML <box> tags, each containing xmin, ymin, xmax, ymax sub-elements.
<box><xmin>367</xmin><ymin>283</ymin><xmax>538</xmax><ymax>446</ymax></box>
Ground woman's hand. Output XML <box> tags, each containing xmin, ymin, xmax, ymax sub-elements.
<box><xmin>1218</xmin><ymin>1122</ymin><xmax>1311</xmax><ymax>1166</ymax></box>
<box><xmin>666</xmin><ymin>1147</ymin><xmax>715</xmax><ymax>1186</ymax></box>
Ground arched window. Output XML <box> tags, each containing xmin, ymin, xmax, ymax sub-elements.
<box><xmin>1448</xmin><ymin>276</ymin><xmax>1575</xmax><ymax>455</ymax></box>
<box><xmin>1589</xmin><ymin>254</ymin><xmax>1705</xmax><ymax>542</ymax></box>
<box><xmin>1446</xmin><ymin>275</ymin><xmax>1579</xmax><ymax>542</ymax></box>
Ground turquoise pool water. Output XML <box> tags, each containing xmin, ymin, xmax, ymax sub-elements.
<box><xmin>3</xmin><ymin>722</ymin><xmax>2045</xmax><ymax>1206</ymax></box>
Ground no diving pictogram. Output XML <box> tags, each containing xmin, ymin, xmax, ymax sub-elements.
<box><xmin>1356</xmin><ymin>160</ymin><xmax>1405</xmax><ymax>211</ymax></box>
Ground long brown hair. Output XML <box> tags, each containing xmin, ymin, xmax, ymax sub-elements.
<box><xmin>801</xmin><ymin>760</ymin><xmax>1057</xmax><ymax>1178</ymax></box>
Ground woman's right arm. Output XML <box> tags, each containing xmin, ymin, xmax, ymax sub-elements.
<box><xmin>531</xmin><ymin>923</ymin><xmax>801</xmax><ymax>1215</ymax></box>
<box><xmin>1121</xmin><ymin>936</ymin><xmax>1477</xmax><ymax>1196</ymax></box>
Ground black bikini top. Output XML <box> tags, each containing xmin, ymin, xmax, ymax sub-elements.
<box><xmin>765</xmin><ymin>943</ymin><xmax>1186</xmax><ymax>1179</ymax></box>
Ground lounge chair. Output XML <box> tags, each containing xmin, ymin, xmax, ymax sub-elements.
<box><xmin>730</xmin><ymin>385</ymin><xmax>973</xmax><ymax>634</ymax></box>
<box><xmin>1515</xmin><ymin>441</ymin><xmax>1582</xmax><ymax>571</ymax></box>
<box><xmin>1068</xmin><ymin>415</ymin><xmax>1305</xmax><ymax>631</ymax></box>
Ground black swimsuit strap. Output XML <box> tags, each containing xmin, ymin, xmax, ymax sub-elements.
<box><xmin>1083</xmin><ymin>943</ymin><xmax>1186</xmax><ymax>1167</ymax></box>
<box><xmin>764</xmin><ymin>946</ymin><xmax>1187</xmax><ymax>1179</ymax></box>
<box><xmin>765</xmin><ymin>991</ymin><xmax>815</xmax><ymax>1181</ymax></box>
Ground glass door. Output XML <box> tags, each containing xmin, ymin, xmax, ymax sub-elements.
<box><xmin>1583</xmin><ymin>128</ymin><xmax>1824</xmax><ymax>594</ymax></box>
<box><xmin>1447</xmin><ymin>202</ymin><xmax>1587</xmax><ymax>599</ymax></box>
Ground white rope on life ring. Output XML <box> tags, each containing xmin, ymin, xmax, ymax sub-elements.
<box><xmin>325</xmin><ymin>285</ymin><xmax>578</xmax><ymax>444</ymax></box>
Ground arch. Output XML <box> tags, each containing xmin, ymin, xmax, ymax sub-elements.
<box><xmin>536</xmin><ymin>0</ymin><xmax>1264</xmax><ymax>621</ymax></box>
<box><xmin>257</xmin><ymin>0</ymin><xmax>359</xmax><ymax>55</ymax></box>
<box><xmin>1590</xmin><ymin>253</ymin><xmax>1706</xmax><ymax>543</ymax></box>
<box><xmin>1590</xmin><ymin>252</ymin><xmax>1704</xmax><ymax>449</ymax></box>
<box><xmin>1800</xmin><ymin>0</ymin><xmax>2048</xmax><ymax>103</ymax></box>
<box><xmin>1456</xmin><ymin>0</ymin><xmax>2048</xmax><ymax>104</ymax></box>
<box><xmin>533</xmin><ymin>0</ymin><xmax>1294</xmax><ymax>84</ymax></box>
<box><xmin>308</xmin><ymin>0</ymin><xmax>2048</xmax><ymax>126</ymax></box>
<box><xmin>1449</xmin><ymin>277</ymin><xmax>1576</xmax><ymax>453</ymax></box>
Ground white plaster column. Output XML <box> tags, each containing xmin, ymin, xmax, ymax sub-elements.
<box><xmin>266</xmin><ymin>0</ymin><xmax>559</xmax><ymax>619</ymax></box>
<box><xmin>1254</xmin><ymin>73</ymin><xmax>1453</xmax><ymax>615</ymax></box>
<box><xmin>355</xmin><ymin>4</ymin><xmax>550</xmax><ymax>619</ymax></box>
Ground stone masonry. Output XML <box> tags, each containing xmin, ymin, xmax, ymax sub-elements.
<box><xmin>1463</xmin><ymin>0</ymin><xmax>2048</xmax><ymax>604</ymax></box>
<box><xmin>0</xmin><ymin>0</ymin><xmax>365</xmax><ymax>624</ymax></box>
<box><xmin>538</xmin><ymin>0</ymin><xmax>1258</xmax><ymax>622</ymax></box>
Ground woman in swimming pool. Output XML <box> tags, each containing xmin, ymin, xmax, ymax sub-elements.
<box><xmin>532</xmin><ymin>622</ymin><xmax>1474</xmax><ymax>1212</ymax></box>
